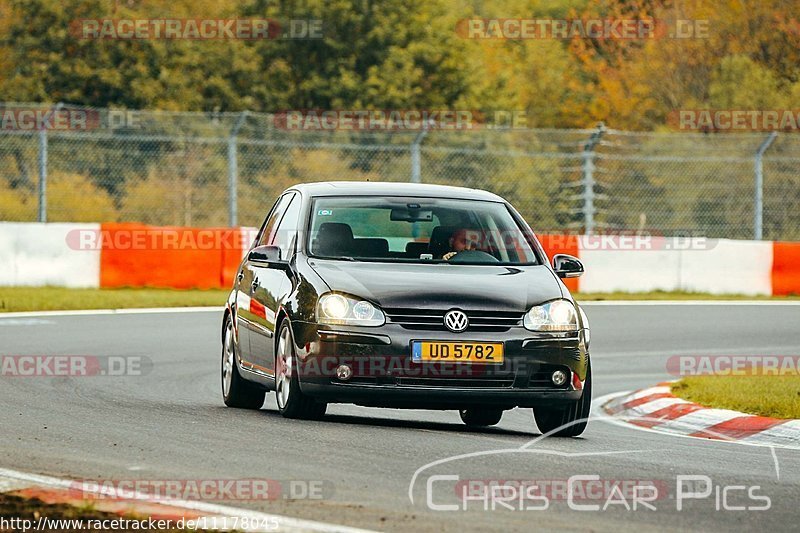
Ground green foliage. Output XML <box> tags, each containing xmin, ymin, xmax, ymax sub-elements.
<box><xmin>0</xmin><ymin>0</ymin><xmax>477</xmax><ymax>111</ymax></box>
<box><xmin>709</xmin><ymin>55</ymin><xmax>785</xmax><ymax>109</ymax></box>
<box><xmin>1</xmin><ymin>0</ymin><xmax>797</xmax><ymax>125</ymax></box>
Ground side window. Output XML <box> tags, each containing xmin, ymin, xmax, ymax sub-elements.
<box><xmin>256</xmin><ymin>194</ymin><xmax>293</xmax><ymax>248</ymax></box>
<box><xmin>272</xmin><ymin>194</ymin><xmax>301</xmax><ymax>259</ymax></box>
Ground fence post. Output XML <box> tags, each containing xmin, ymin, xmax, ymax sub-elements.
<box><xmin>754</xmin><ymin>131</ymin><xmax>777</xmax><ymax>240</ymax></box>
<box><xmin>410</xmin><ymin>120</ymin><xmax>431</xmax><ymax>183</ymax></box>
<box><xmin>37</xmin><ymin>102</ymin><xmax>64</xmax><ymax>223</ymax></box>
<box><xmin>228</xmin><ymin>111</ymin><xmax>249</xmax><ymax>227</ymax></box>
<box><xmin>37</xmin><ymin>129</ymin><xmax>47</xmax><ymax>222</ymax></box>
<box><xmin>581</xmin><ymin>123</ymin><xmax>605</xmax><ymax>235</ymax></box>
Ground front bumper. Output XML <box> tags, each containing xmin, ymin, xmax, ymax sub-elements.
<box><xmin>289</xmin><ymin>320</ymin><xmax>589</xmax><ymax>409</ymax></box>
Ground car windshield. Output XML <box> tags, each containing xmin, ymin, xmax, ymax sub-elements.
<box><xmin>307</xmin><ymin>196</ymin><xmax>539</xmax><ymax>265</ymax></box>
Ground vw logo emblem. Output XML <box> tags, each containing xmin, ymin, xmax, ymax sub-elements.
<box><xmin>444</xmin><ymin>309</ymin><xmax>469</xmax><ymax>333</ymax></box>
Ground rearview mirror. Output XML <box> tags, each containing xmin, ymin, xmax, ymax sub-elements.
<box><xmin>390</xmin><ymin>208</ymin><xmax>433</xmax><ymax>222</ymax></box>
<box><xmin>248</xmin><ymin>245</ymin><xmax>287</xmax><ymax>268</ymax></box>
<box><xmin>552</xmin><ymin>254</ymin><xmax>584</xmax><ymax>278</ymax></box>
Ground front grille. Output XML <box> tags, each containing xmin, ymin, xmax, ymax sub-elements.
<box><xmin>395</xmin><ymin>377</ymin><xmax>515</xmax><ymax>389</ymax></box>
<box><xmin>385</xmin><ymin>308</ymin><xmax>523</xmax><ymax>332</ymax></box>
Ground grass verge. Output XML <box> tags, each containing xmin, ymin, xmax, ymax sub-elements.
<box><xmin>671</xmin><ymin>376</ymin><xmax>800</xmax><ymax>419</ymax></box>
<box><xmin>0</xmin><ymin>287</ymin><xmax>796</xmax><ymax>314</ymax></box>
<box><xmin>0</xmin><ymin>287</ymin><xmax>228</xmax><ymax>313</ymax></box>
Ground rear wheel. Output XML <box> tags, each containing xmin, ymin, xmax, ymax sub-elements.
<box><xmin>459</xmin><ymin>408</ymin><xmax>503</xmax><ymax>427</ymax></box>
<box><xmin>222</xmin><ymin>316</ymin><xmax>266</xmax><ymax>409</ymax></box>
<box><xmin>275</xmin><ymin>322</ymin><xmax>327</xmax><ymax>420</ymax></box>
<box><xmin>533</xmin><ymin>362</ymin><xmax>592</xmax><ymax>437</ymax></box>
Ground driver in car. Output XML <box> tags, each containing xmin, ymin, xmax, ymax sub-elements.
<box><xmin>443</xmin><ymin>228</ymin><xmax>475</xmax><ymax>261</ymax></box>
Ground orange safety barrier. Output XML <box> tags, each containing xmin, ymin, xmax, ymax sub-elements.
<box><xmin>771</xmin><ymin>241</ymin><xmax>800</xmax><ymax>296</ymax></box>
<box><xmin>537</xmin><ymin>234</ymin><xmax>579</xmax><ymax>292</ymax></box>
<box><xmin>97</xmin><ymin>225</ymin><xmax>585</xmax><ymax>292</ymax></box>
<box><xmin>99</xmin><ymin>224</ymin><xmax>245</xmax><ymax>289</ymax></box>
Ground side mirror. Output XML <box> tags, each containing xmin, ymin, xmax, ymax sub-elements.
<box><xmin>248</xmin><ymin>245</ymin><xmax>287</xmax><ymax>268</ymax></box>
<box><xmin>552</xmin><ymin>254</ymin><xmax>584</xmax><ymax>278</ymax></box>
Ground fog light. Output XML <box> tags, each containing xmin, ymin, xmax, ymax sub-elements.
<box><xmin>336</xmin><ymin>364</ymin><xmax>352</xmax><ymax>381</ymax></box>
<box><xmin>551</xmin><ymin>370</ymin><xmax>568</xmax><ymax>386</ymax></box>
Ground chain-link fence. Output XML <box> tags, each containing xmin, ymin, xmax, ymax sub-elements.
<box><xmin>1</xmin><ymin>102</ymin><xmax>798</xmax><ymax>240</ymax></box>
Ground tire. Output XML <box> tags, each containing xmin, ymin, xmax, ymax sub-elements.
<box><xmin>222</xmin><ymin>315</ymin><xmax>266</xmax><ymax>409</ymax></box>
<box><xmin>275</xmin><ymin>322</ymin><xmax>327</xmax><ymax>420</ymax></box>
<box><xmin>533</xmin><ymin>361</ymin><xmax>592</xmax><ymax>437</ymax></box>
<box><xmin>459</xmin><ymin>408</ymin><xmax>503</xmax><ymax>427</ymax></box>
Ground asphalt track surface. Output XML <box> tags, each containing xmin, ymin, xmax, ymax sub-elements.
<box><xmin>1</xmin><ymin>303</ymin><xmax>799</xmax><ymax>532</ymax></box>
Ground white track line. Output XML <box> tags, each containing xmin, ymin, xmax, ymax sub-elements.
<box><xmin>0</xmin><ymin>307</ymin><xmax>222</xmax><ymax>318</ymax></box>
<box><xmin>0</xmin><ymin>467</ymin><xmax>374</xmax><ymax>533</ymax></box>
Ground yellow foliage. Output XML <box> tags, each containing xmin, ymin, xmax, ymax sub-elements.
<box><xmin>238</xmin><ymin>148</ymin><xmax>384</xmax><ymax>227</ymax></box>
<box><xmin>120</xmin><ymin>167</ymin><xmax>228</xmax><ymax>227</ymax></box>
<box><xmin>0</xmin><ymin>180</ymin><xmax>34</xmax><ymax>221</ymax></box>
<box><xmin>47</xmin><ymin>172</ymin><xmax>119</xmax><ymax>222</ymax></box>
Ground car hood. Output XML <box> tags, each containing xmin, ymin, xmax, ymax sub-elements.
<box><xmin>308</xmin><ymin>259</ymin><xmax>563</xmax><ymax>312</ymax></box>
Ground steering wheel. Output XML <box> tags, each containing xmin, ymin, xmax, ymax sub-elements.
<box><xmin>448</xmin><ymin>250</ymin><xmax>499</xmax><ymax>263</ymax></box>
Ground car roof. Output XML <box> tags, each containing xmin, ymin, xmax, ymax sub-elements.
<box><xmin>286</xmin><ymin>181</ymin><xmax>505</xmax><ymax>202</ymax></box>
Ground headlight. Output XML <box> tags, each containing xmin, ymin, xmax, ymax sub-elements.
<box><xmin>523</xmin><ymin>299</ymin><xmax>578</xmax><ymax>332</ymax></box>
<box><xmin>317</xmin><ymin>293</ymin><xmax>385</xmax><ymax>326</ymax></box>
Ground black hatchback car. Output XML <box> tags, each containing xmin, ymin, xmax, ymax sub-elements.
<box><xmin>221</xmin><ymin>182</ymin><xmax>591</xmax><ymax>436</ymax></box>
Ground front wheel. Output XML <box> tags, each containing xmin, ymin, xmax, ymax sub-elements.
<box><xmin>222</xmin><ymin>316</ymin><xmax>266</xmax><ymax>409</ymax></box>
<box><xmin>275</xmin><ymin>322</ymin><xmax>327</xmax><ymax>420</ymax></box>
<box><xmin>533</xmin><ymin>362</ymin><xmax>592</xmax><ymax>437</ymax></box>
<box><xmin>459</xmin><ymin>408</ymin><xmax>503</xmax><ymax>427</ymax></box>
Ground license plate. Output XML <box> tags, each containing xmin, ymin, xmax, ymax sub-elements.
<box><xmin>411</xmin><ymin>341</ymin><xmax>504</xmax><ymax>364</ymax></box>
